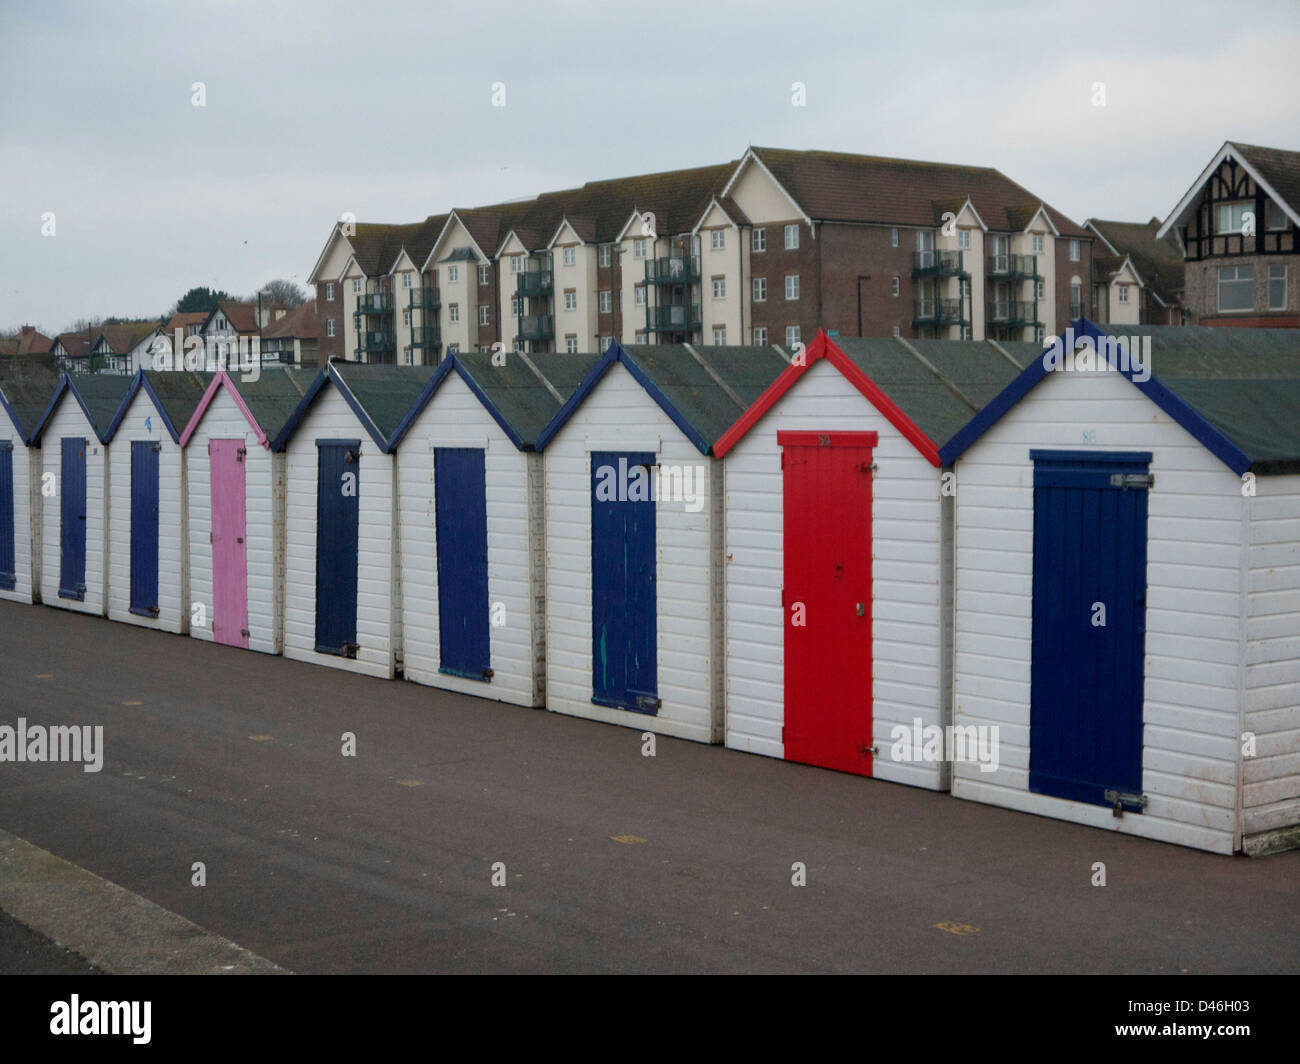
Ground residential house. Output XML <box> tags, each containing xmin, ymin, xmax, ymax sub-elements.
<box><xmin>260</xmin><ymin>299</ymin><xmax>320</xmax><ymax>368</ymax></box>
<box><xmin>1084</xmin><ymin>218</ymin><xmax>1185</xmax><ymax>326</ymax></box>
<box><xmin>0</xmin><ymin>326</ymin><xmax>52</xmax><ymax>357</ymax></box>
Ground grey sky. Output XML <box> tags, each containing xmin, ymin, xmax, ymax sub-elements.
<box><xmin>3</xmin><ymin>0</ymin><xmax>1298</xmax><ymax>334</ymax></box>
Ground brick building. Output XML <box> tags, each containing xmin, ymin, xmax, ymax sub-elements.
<box><xmin>1084</xmin><ymin>218</ymin><xmax>1185</xmax><ymax>326</ymax></box>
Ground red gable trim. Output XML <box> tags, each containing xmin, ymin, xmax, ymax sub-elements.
<box><xmin>712</xmin><ymin>329</ymin><xmax>941</xmax><ymax>465</ymax></box>
<box><xmin>178</xmin><ymin>369</ymin><xmax>269</xmax><ymax>450</ymax></box>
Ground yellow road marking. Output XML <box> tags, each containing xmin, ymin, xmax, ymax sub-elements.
<box><xmin>611</xmin><ymin>835</ymin><xmax>648</xmax><ymax>845</ymax></box>
<box><xmin>396</xmin><ymin>779</ymin><xmax>423</xmax><ymax>787</ymax></box>
<box><xmin>934</xmin><ymin>921</ymin><xmax>979</xmax><ymax>935</ymax></box>
<box><xmin>122</xmin><ymin>701</ymin><xmax>143</xmax><ymax>706</ymax></box>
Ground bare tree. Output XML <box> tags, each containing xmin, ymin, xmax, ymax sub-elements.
<box><xmin>252</xmin><ymin>279</ymin><xmax>308</xmax><ymax>310</ymax></box>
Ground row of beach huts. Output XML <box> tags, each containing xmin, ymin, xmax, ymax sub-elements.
<box><xmin>0</xmin><ymin>321</ymin><xmax>1297</xmax><ymax>856</ymax></box>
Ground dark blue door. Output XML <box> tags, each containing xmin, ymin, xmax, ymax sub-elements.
<box><xmin>1030</xmin><ymin>450</ymin><xmax>1150</xmax><ymax>810</ymax></box>
<box><xmin>591</xmin><ymin>451</ymin><xmax>657</xmax><ymax>713</ymax></box>
<box><xmin>59</xmin><ymin>437</ymin><xmax>87</xmax><ymax>600</ymax></box>
<box><xmin>435</xmin><ymin>447</ymin><xmax>490</xmax><ymax>680</ymax></box>
<box><xmin>0</xmin><ymin>442</ymin><xmax>14</xmax><ymax>591</ymax></box>
<box><xmin>129</xmin><ymin>440</ymin><xmax>160</xmax><ymax>616</ymax></box>
<box><xmin>315</xmin><ymin>440</ymin><xmax>360</xmax><ymax>656</ymax></box>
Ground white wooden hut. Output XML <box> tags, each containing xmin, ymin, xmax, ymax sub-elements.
<box><xmin>941</xmin><ymin>320</ymin><xmax>1300</xmax><ymax>855</ymax></box>
<box><xmin>0</xmin><ymin>358</ymin><xmax>60</xmax><ymax>605</ymax></box>
<box><xmin>390</xmin><ymin>350</ymin><xmax>600</xmax><ymax>706</ymax></box>
<box><xmin>534</xmin><ymin>342</ymin><xmax>788</xmax><ymax>743</ymax></box>
<box><xmin>714</xmin><ymin>331</ymin><xmax>1024</xmax><ymax>787</ymax></box>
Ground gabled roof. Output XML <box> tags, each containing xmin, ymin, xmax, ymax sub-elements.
<box><xmin>203</xmin><ymin>301</ymin><xmax>266</xmax><ymax>335</ymax></box>
<box><xmin>92</xmin><ymin>321</ymin><xmax>161</xmax><ymax>354</ymax></box>
<box><xmin>1158</xmin><ymin>140</ymin><xmax>1300</xmax><ymax>240</ymax></box>
<box><xmin>105</xmin><ymin>369</ymin><xmax>212</xmax><ymax>443</ymax></box>
<box><xmin>0</xmin><ymin>355</ymin><xmax>61</xmax><ymax>442</ymax></box>
<box><xmin>180</xmin><ymin>366</ymin><xmax>318</xmax><ymax>449</ymax></box>
<box><xmin>262</xmin><ymin>300</ymin><xmax>320</xmax><ymax>341</ymax></box>
<box><xmin>940</xmin><ymin>320</ymin><xmax>1300</xmax><ymax>475</ymax></box>
<box><xmin>163</xmin><ymin>312</ymin><xmax>208</xmax><ymax>335</ymax></box>
<box><xmin>273</xmin><ymin>363</ymin><xmax>436</xmax><ymax>453</ymax></box>
<box><xmin>391</xmin><ymin>350</ymin><xmax>603</xmax><ymax>452</ymax></box>
<box><xmin>33</xmin><ymin>372</ymin><xmax>133</xmax><ymax>444</ymax></box>
<box><xmin>535</xmin><ymin>342</ymin><xmax>790</xmax><ymax>455</ymax></box>
<box><xmin>1085</xmin><ymin>218</ymin><xmax>1185</xmax><ymax>305</ymax></box>
<box><xmin>714</xmin><ymin>332</ymin><xmax>1024</xmax><ymax>463</ymax></box>
<box><xmin>0</xmin><ymin>326</ymin><xmax>53</xmax><ymax>357</ymax></box>
<box><xmin>52</xmin><ymin>332</ymin><xmax>92</xmax><ymax>359</ymax></box>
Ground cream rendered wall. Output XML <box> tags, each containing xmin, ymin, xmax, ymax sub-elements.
<box><xmin>544</xmin><ymin>364</ymin><xmax>723</xmax><ymax>743</ymax></box>
<box><xmin>107</xmin><ymin>390</ymin><xmax>186</xmax><ymax>633</ymax></box>
<box><xmin>936</xmin><ymin>204</ymin><xmax>985</xmax><ymax>340</ymax></box>
<box><xmin>699</xmin><ymin>206</ymin><xmax>741</xmax><ymax>345</ymax></box>
<box><xmin>1108</xmin><ymin>263</ymin><xmax>1142</xmax><ymax>326</ymax></box>
<box><xmin>283</xmin><ymin>385</ymin><xmax>398</xmax><ymax>679</ymax></box>
<box><xmin>729</xmin><ymin>162</ymin><xmax>801</xmax><ymax>225</ymax></box>
<box><xmin>0</xmin><ymin>417</ymin><xmax>35</xmax><ymax>604</ymax></box>
<box><xmin>554</xmin><ymin>224</ymin><xmax>596</xmax><ymax>351</ymax></box>
<box><xmin>724</xmin><ymin>359</ymin><xmax>946</xmax><ymax>788</ymax></box>
<box><xmin>498</xmin><ymin>236</ymin><xmax>527</xmax><ymax>351</ymax></box>
<box><xmin>40</xmin><ymin>397</ymin><xmax>108</xmax><ymax>616</ymax></box>
<box><xmin>952</xmin><ymin>367</ymin><xmax>1247</xmax><ymax>854</ymax></box>
<box><xmin>392</xmin><ymin>253</ymin><xmax>418</xmax><ymax>365</ymax></box>
<box><xmin>186</xmin><ymin>386</ymin><xmax>282</xmax><ymax>655</ymax></box>
<box><xmin>341</xmin><ymin>261</ymin><xmax>365</xmax><ymax>362</ymax></box>
<box><xmin>618</xmin><ymin>231</ymin><xmax>664</xmax><ymax>343</ymax></box>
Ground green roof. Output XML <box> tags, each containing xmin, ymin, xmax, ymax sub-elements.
<box><xmin>69</xmin><ymin>373</ymin><xmax>133</xmax><ymax>439</ymax></box>
<box><xmin>233</xmin><ymin>367</ymin><xmax>320</xmax><ymax>441</ymax></box>
<box><xmin>330</xmin><ymin>363</ymin><xmax>439</xmax><ymax>442</ymax></box>
<box><xmin>140</xmin><ymin>370</ymin><xmax>213</xmax><ymax>435</ymax></box>
<box><xmin>0</xmin><ymin>356</ymin><xmax>61</xmax><ymax>440</ymax></box>
<box><xmin>454</xmin><ymin>351</ymin><xmax>602</xmax><ymax>447</ymax></box>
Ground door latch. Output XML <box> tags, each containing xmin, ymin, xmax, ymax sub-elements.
<box><xmin>1104</xmin><ymin>789</ymin><xmax>1148</xmax><ymax>817</ymax></box>
<box><xmin>1109</xmin><ymin>473</ymin><xmax>1153</xmax><ymax>490</ymax></box>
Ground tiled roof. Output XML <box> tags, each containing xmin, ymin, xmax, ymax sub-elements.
<box><xmin>0</xmin><ymin>326</ymin><xmax>53</xmax><ymax>357</ymax></box>
<box><xmin>1087</xmin><ymin>218</ymin><xmax>1185</xmax><ymax>304</ymax></box>
<box><xmin>1231</xmin><ymin>142</ymin><xmax>1300</xmax><ymax>217</ymax></box>
<box><xmin>262</xmin><ymin>300</ymin><xmax>320</xmax><ymax>340</ymax></box>
<box><xmin>0</xmin><ymin>356</ymin><xmax>61</xmax><ymax>440</ymax></box>
<box><xmin>94</xmin><ymin>321</ymin><xmax>160</xmax><ymax>354</ymax></box>
<box><xmin>163</xmin><ymin>312</ymin><xmax>208</xmax><ymax>334</ymax></box>
<box><xmin>53</xmin><ymin>332</ymin><xmax>92</xmax><ymax>358</ymax></box>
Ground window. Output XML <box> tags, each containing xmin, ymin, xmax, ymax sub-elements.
<box><xmin>565</xmin><ymin>335</ymin><xmax>578</xmax><ymax>354</ymax></box>
<box><xmin>1070</xmin><ymin>282</ymin><xmax>1083</xmax><ymax>317</ymax></box>
<box><xmin>786</xmin><ymin>325</ymin><xmax>801</xmax><ymax>346</ymax></box>
<box><xmin>1032</xmin><ymin>234</ymin><xmax>1044</xmax><ymax>253</ymax></box>
<box><xmin>785</xmin><ymin>275</ymin><xmax>799</xmax><ymax>300</ymax></box>
<box><xmin>352</xmin><ymin>278</ymin><xmax>362</xmax><ymax>294</ymax></box>
<box><xmin>478</xmin><ymin>264</ymin><xmax>490</xmax><ymax>285</ymax></box>
<box><xmin>564</xmin><ymin>290</ymin><xmax>577</xmax><ymax>311</ymax></box>
<box><xmin>712</xmin><ymin>326</ymin><xmax>727</xmax><ymax>345</ymax></box>
<box><xmin>326</xmin><ymin>319</ymin><xmax>336</xmax><ymax>337</ymax></box>
<box><xmin>753</xmin><ymin>277</ymin><xmax>767</xmax><ymax>302</ymax></box>
<box><xmin>448</xmin><ymin>265</ymin><xmax>459</xmax><ymax>283</ymax></box>
<box><xmin>752</xmin><ymin>228</ymin><xmax>766</xmax><ymax>252</ymax></box>
<box><xmin>961</xmin><ymin>325</ymin><xmax>972</xmax><ymax>340</ymax></box>
<box><xmin>403</xmin><ymin>273</ymin><xmax>413</xmax><ymax>288</ymax></box>
<box><xmin>634</xmin><ymin>238</ymin><xmax>647</xmax><ymax>259</ymax></box>
<box><xmin>634</xmin><ymin>285</ymin><xmax>646</xmax><ymax>307</ymax></box>
<box><xmin>753</xmin><ymin>326</ymin><xmax>767</xmax><ymax>345</ymax></box>
<box><xmin>1035</xmin><ymin>325</ymin><xmax>1045</xmax><ymax>344</ymax></box>
<box><xmin>403</xmin><ymin>309</ymin><xmax>411</xmax><ymax>326</ymax></box>
<box><xmin>784</xmin><ymin>224</ymin><xmax>799</xmax><ymax>250</ymax></box>
<box><xmin>1269</xmin><ymin>264</ymin><xmax>1287</xmax><ymax>310</ymax></box>
<box><xmin>958</xmin><ymin>230</ymin><xmax>970</xmax><ymax>249</ymax></box>
<box><xmin>447</xmin><ymin>344</ymin><xmax>459</xmax><ymax>355</ymax></box>
<box><xmin>1218</xmin><ymin>265</ymin><xmax>1254</xmax><ymax>311</ymax></box>
<box><xmin>711</xmin><ymin>230</ymin><xmax>725</xmax><ymax>251</ymax></box>
<box><xmin>404</xmin><ymin>347</ymin><xmax>413</xmax><ymax>366</ymax></box>
<box><xmin>599</xmin><ymin>290</ymin><xmax>612</xmax><ymax>314</ymax></box>
<box><xmin>1036</xmin><ymin>280</ymin><xmax>1045</xmax><ymax>300</ymax></box>
<box><xmin>1068</xmin><ymin>239</ymin><xmax>1080</xmax><ymax>262</ymax></box>
<box><xmin>600</xmin><ymin>336</ymin><xmax>612</xmax><ymax>350</ymax></box>
<box><xmin>890</xmin><ymin>276</ymin><xmax>900</xmax><ymax>298</ymax></box>
<box><xmin>325</xmin><ymin>283</ymin><xmax>334</xmax><ymax>301</ymax></box>
<box><xmin>712</xmin><ymin>277</ymin><xmax>726</xmax><ymax>299</ymax></box>
<box><xmin>449</xmin><ymin>303</ymin><xmax>460</xmax><ymax>323</ymax></box>
<box><xmin>510</xmin><ymin>295</ymin><xmax>520</xmax><ymax>316</ymax></box>
<box><xmin>1217</xmin><ymin>201</ymin><xmax>1253</xmax><ymax>234</ymax></box>
<box><xmin>891</xmin><ymin>325</ymin><xmax>900</xmax><ymax>338</ymax></box>
<box><xmin>562</xmin><ymin>246</ymin><xmax>576</xmax><ymax>267</ymax></box>
<box><xmin>510</xmin><ymin>256</ymin><xmax>523</xmax><ymax>274</ymax></box>
<box><xmin>1117</xmin><ymin>285</ymin><xmax>1129</xmax><ymax>305</ymax></box>
<box><xmin>635</xmin><ymin>331</ymin><xmax>647</xmax><ymax>344</ymax></box>
<box><xmin>599</xmin><ymin>244</ymin><xmax>611</xmax><ymax>267</ymax></box>
<box><xmin>479</xmin><ymin>305</ymin><xmax>491</xmax><ymax>325</ymax></box>
<box><xmin>1266</xmin><ymin>201</ymin><xmax>1288</xmax><ymax>231</ymax></box>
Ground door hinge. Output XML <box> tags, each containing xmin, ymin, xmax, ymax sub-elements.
<box><xmin>1104</xmin><ymin>788</ymin><xmax>1148</xmax><ymax>817</ymax></box>
<box><xmin>858</xmin><ymin>744</ymin><xmax>878</xmax><ymax>757</ymax></box>
<box><xmin>241</xmin><ymin>628</ymin><xmax>250</xmax><ymax>637</ymax></box>
<box><xmin>345</xmin><ymin>450</ymin><xmax>359</xmax><ymax>464</ymax></box>
<box><xmin>342</xmin><ymin>641</ymin><xmax>359</xmax><ymax>659</ymax></box>
<box><xmin>636</xmin><ymin>694</ymin><xmax>661</xmax><ymax>711</ymax></box>
<box><xmin>152</xmin><ymin>442</ymin><xmax>162</xmax><ymax>453</ymax></box>
<box><xmin>481</xmin><ymin>668</ymin><xmax>495</xmax><ymax>680</ymax></box>
<box><xmin>857</xmin><ymin>462</ymin><xmax>876</xmax><ymax>473</ymax></box>
<box><xmin>1109</xmin><ymin>473</ymin><xmax>1153</xmax><ymax>490</ymax></box>
<box><xmin>236</xmin><ymin>447</ymin><xmax>246</xmax><ymax>462</ymax></box>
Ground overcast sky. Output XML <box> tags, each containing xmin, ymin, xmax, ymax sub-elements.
<box><xmin>3</xmin><ymin>0</ymin><xmax>1298</xmax><ymax>335</ymax></box>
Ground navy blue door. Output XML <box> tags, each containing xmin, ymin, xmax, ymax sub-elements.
<box><xmin>591</xmin><ymin>451</ymin><xmax>657</xmax><ymax>713</ymax></box>
<box><xmin>0</xmin><ymin>443</ymin><xmax>14</xmax><ymax>591</ymax></box>
<box><xmin>435</xmin><ymin>447</ymin><xmax>491</xmax><ymax>680</ymax></box>
<box><xmin>59</xmin><ymin>437</ymin><xmax>87</xmax><ymax>600</ymax></box>
<box><xmin>315</xmin><ymin>440</ymin><xmax>360</xmax><ymax>656</ymax></box>
<box><xmin>1030</xmin><ymin>451</ymin><xmax>1150</xmax><ymax>810</ymax></box>
<box><xmin>129</xmin><ymin>440</ymin><xmax>160</xmax><ymax>616</ymax></box>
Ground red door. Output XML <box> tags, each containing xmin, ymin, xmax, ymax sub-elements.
<box><xmin>210</xmin><ymin>439</ymin><xmax>249</xmax><ymax>649</ymax></box>
<box><xmin>780</xmin><ymin>430</ymin><xmax>876</xmax><ymax>775</ymax></box>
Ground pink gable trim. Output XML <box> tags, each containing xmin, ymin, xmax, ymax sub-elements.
<box><xmin>179</xmin><ymin>369</ymin><xmax>269</xmax><ymax>449</ymax></box>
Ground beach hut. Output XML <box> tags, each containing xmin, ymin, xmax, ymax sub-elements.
<box><xmin>31</xmin><ymin>373</ymin><xmax>132</xmax><ymax>616</ymax></box>
<box><xmin>389</xmin><ymin>350</ymin><xmax>600</xmax><ymax>706</ymax></box>
<box><xmin>179</xmin><ymin>367</ymin><xmax>317</xmax><ymax>654</ymax></box>
<box><xmin>941</xmin><ymin>320</ymin><xmax>1300</xmax><ymax>855</ymax></box>
<box><xmin>0</xmin><ymin>357</ymin><xmax>61</xmax><ymax>604</ymax></box>
<box><xmin>534</xmin><ymin>342</ymin><xmax>789</xmax><ymax>743</ymax></box>
<box><xmin>103</xmin><ymin>370</ymin><xmax>211</xmax><ymax>632</ymax></box>
<box><xmin>274</xmin><ymin>363</ymin><xmax>433</xmax><ymax>679</ymax></box>
<box><xmin>714</xmin><ymin>331</ymin><xmax>1025</xmax><ymax>787</ymax></box>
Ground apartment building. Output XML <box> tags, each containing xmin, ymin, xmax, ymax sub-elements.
<box><xmin>1084</xmin><ymin>218</ymin><xmax>1185</xmax><ymax>325</ymax></box>
<box><xmin>1157</xmin><ymin>141</ymin><xmax>1299</xmax><ymax>327</ymax></box>
<box><xmin>308</xmin><ymin>147</ymin><xmax>1095</xmax><ymax>364</ymax></box>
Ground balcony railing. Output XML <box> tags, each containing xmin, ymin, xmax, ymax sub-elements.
<box><xmin>517</xmin><ymin>314</ymin><xmax>554</xmax><ymax>341</ymax></box>
<box><xmin>987</xmin><ymin>253</ymin><xmax>1039</xmax><ymax>280</ymax></box>
<box><xmin>911</xmin><ymin>250</ymin><xmax>966</xmax><ymax>278</ymax></box>
<box><xmin>356</xmin><ymin>292</ymin><xmax>390</xmax><ymax>314</ymax></box>
<box><xmin>913</xmin><ymin>298</ymin><xmax>965</xmax><ymax>325</ymax></box>
<box><xmin>516</xmin><ymin>270</ymin><xmax>554</xmax><ymax>298</ymax></box>
<box><xmin>986</xmin><ymin>300</ymin><xmax>1039</xmax><ymax>327</ymax></box>
<box><xmin>646</xmin><ymin>303</ymin><xmax>702</xmax><ymax>332</ymax></box>
<box><xmin>410</xmin><ymin>325</ymin><xmax>441</xmax><ymax>348</ymax></box>
<box><xmin>357</xmin><ymin>329</ymin><xmax>396</xmax><ymax>355</ymax></box>
<box><xmin>408</xmin><ymin>287</ymin><xmax>440</xmax><ymax>310</ymax></box>
<box><xmin>645</xmin><ymin>256</ymin><xmax>701</xmax><ymax>284</ymax></box>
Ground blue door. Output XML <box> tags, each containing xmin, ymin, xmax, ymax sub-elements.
<box><xmin>129</xmin><ymin>440</ymin><xmax>160</xmax><ymax>616</ymax></box>
<box><xmin>0</xmin><ymin>442</ymin><xmax>14</xmax><ymax>591</ymax></box>
<box><xmin>435</xmin><ymin>447</ymin><xmax>491</xmax><ymax>680</ymax></box>
<box><xmin>315</xmin><ymin>440</ymin><xmax>360</xmax><ymax>656</ymax></box>
<box><xmin>59</xmin><ymin>437</ymin><xmax>87</xmax><ymax>600</ymax></box>
<box><xmin>591</xmin><ymin>451</ymin><xmax>658</xmax><ymax>713</ymax></box>
<box><xmin>1029</xmin><ymin>450</ymin><xmax>1150</xmax><ymax>811</ymax></box>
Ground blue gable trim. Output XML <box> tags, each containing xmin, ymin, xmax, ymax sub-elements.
<box><xmin>937</xmin><ymin>318</ymin><xmax>1252</xmax><ymax>475</ymax></box>
<box><xmin>533</xmin><ymin>341</ymin><xmax>711</xmax><ymax>455</ymax></box>
<box><xmin>0</xmin><ymin>385</ymin><xmax>30</xmax><ymax>442</ymax></box>
<box><xmin>325</xmin><ymin>364</ymin><xmax>394</xmax><ymax>453</ymax></box>
<box><xmin>32</xmin><ymin>374</ymin><xmax>114</xmax><ymax>445</ymax></box>
<box><xmin>103</xmin><ymin>370</ymin><xmax>182</xmax><ymax>444</ymax></box>
<box><xmin>384</xmin><ymin>357</ymin><xmax>509</xmax><ymax>451</ymax></box>
<box><xmin>268</xmin><ymin>369</ymin><xmax>330</xmax><ymax>452</ymax></box>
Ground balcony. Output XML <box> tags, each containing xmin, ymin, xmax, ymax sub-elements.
<box><xmin>410</xmin><ymin>325</ymin><xmax>441</xmax><ymax>348</ymax></box>
<box><xmin>408</xmin><ymin>287</ymin><xmax>440</xmax><ymax>310</ymax></box>
<box><xmin>987</xmin><ymin>253</ymin><xmax>1039</xmax><ymax>280</ymax></box>
<box><xmin>516</xmin><ymin>271</ymin><xmax>553</xmax><ymax>298</ymax></box>
<box><xmin>357</xmin><ymin>329</ymin><xmax>396</xmax><ymax>356</ymax></box>
<box><xmin>356</xmin><ymin>292</ymin><xmax>390</xmax><ymax>315</ymax></box>
<box><xmin>913</xmin><ymin>298</ymin><xmax>964</xmax><ymax>326</ymax></box>
<box><xmin>986</xmin><ymin>300</ymin><xmax>1039</xmax><ymax>328</ymax></box>
<box><xmin>647</xmin><ymin>303</ymin><xmax>702</xmax><ymax>332</ymax></box>
<box><xmin>517</xmin><ymin>314</ymin><xmax>554</xmax><ymax>342</ymax></box>
<box><xmin>645</xmin><ymin>256</ymin><xmax>701</xmax><ymax>285</ymax></box>
<box><xmin>911</xmin><ymin>249</ymin><xmax>966</xmax><ymax>278</ymax></box>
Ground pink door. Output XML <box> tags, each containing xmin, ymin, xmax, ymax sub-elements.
<box><xmin>209</xmin><ymin>439</ymin><xmax>249</xmax><ymax>649</ymax></box>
